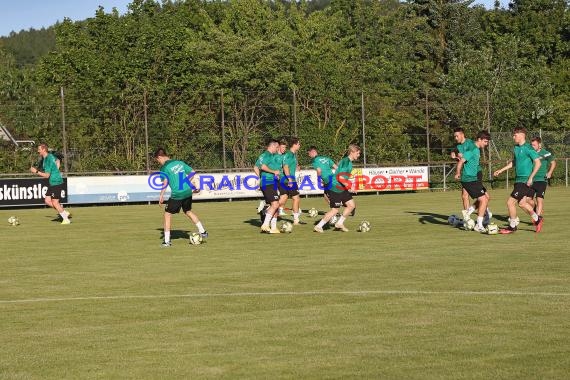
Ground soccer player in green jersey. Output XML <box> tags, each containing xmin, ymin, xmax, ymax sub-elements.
<box><xmin>307</xmin><ymin>146</ymin><xmax>338</xmax><ymax>205</ymax></box>
<box><xmin>280</xmin><ymin>137</ymin><xmax>304</xmax><ymax>224</ymax></box>
<box><xmin>154</xmin><ymin>148</ymin><xmax>208</xmax><ymax>247</ymax></box>
<box><xmin>528</xmin><ymin>137</ymin><xmax>556</xmax><ymax>217</ymax></box>
<box><xmin>452</xmin><ymin>127</ymin><xmax>492</xmax><ymax>222</ymax></box>
<box><xmin>255</xmin><ymin>139</ymin><xmax>281</xmax><ymax>233</ymax></box>
<box><xmin>454</xmin><ymin>131</ymin><xmax>491</xmax><ymax>232</ymax></box>
<box><xmin>493</xmin><ymin>127</ymin><xmax>543</xmax><ymax>233</ymax></box>
<box><xmin>29</xmin><ymin>143</ymin><xmax>71</xmax><ymax>224</ymax></box>
<box><xmin>313</xmin><ymin>144</ymin><xmax>360</xmax><ymax>233</ymax></box>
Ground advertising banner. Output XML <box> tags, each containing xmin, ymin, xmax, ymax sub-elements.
<box><xmin>0</xmin><ymin>178</ymin><xmax>68</xmax><ymax>207</ymax></box>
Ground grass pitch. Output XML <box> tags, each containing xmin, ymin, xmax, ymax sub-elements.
<box><xmin>1</xmin><ymin>188</ymin><xmax>569</xmax><ymax>379</ymax></box>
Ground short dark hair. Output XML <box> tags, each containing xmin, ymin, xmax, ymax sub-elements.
<box><xmin>453</xmin><ymin>127</ymin><xmax>464</xmax><ymax>134</ymax></box>
<box><xmin>289</xmin><ymin>137</ymin><xmax>300</xmax><ymax>146</ymax></box>
<box><xmin>153</xmin><ymin>147</ymin><xmax>167</xmax><ymax>158</ymax></box>
<box><xmin>531</xmin><ymin>136</ymin><xmax>542</xmax><ymax>144</ymax></box>
<box><xmin>513</xmin><ymin>127</ymin><xmax>527</xmax><ymax>135</ymax></box>
<box><xmin>476</xmin><ymin>130</ymin><xmax>491</xmax><ymax>140</ymax></box>
<box><xmin>267</xmin><ymin>139</ymin><xmax>280</xmax><ymax>147</ymax></box>
<box><xmin>307</xmin><ymin>145</ymin><xmax>318</xmax><ymax>152</ymax></box>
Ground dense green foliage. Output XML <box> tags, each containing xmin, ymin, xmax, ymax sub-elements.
<box><xmin>0</xmin><ymin>0</ymin><xmax>568</xmax><ymax>172</ymax></box>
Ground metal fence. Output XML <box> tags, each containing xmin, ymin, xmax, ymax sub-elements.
<box><xmin>2</xmin><ymin>89</ymin><xmax>569</xmax><ymax>174</ymax></box>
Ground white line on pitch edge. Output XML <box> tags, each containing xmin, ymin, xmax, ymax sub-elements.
<box><xmin>1</xmin><ymin>290</ymin><xmax>570</xmax><ymax>304</ymax></box>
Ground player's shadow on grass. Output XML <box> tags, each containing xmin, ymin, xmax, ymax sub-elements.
<box><xmin>155</xmin><ymin>229</ymin><xmax>190</xmax><ymax>241</ymax></box>
<box><xmin>405</xmin><ymin>211</ymin><xmax>449</xmax><ymax>225</ymax></box>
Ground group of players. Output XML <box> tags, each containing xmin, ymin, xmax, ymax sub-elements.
<box><xmin>254</xmin><ymin>137</ymin><xmax>360</xmax><ymax>234</ymax></box>
<box><xmin>452</xmin><ymin>127</ymin><xmax>556</xmax><ymax>234</ymax></box>
<box><xmin>30</xmin><ymin>126</ymin><xmax>556</xmax><ymax>245</ymax></box>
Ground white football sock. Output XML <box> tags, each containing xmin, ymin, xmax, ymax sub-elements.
<box><xmin>337</xmin><ymin>216</ymin><xmax>346</xmax><ymax>225</ymax></box>
<box><xmin>195</xmin><ymin>222</ymin><xmax>205</xmax><ymax>233</ymax></box>
<box><xmin>59</xmin><ymin>212</ymin><xmax>69</xmax><ymax>221</ymax></box>
<box><xmin>477</xmin><ymin>216</ymin><xmax>484</xmax><ymax>227</ymax></box>
<box><xmin>164</xmin><ymin>230</ymin><xmax>171</xmax><ymax>243</ymax></box>
<box><xmin>263</xmin><ymin>212</ymin><xmax>273</xmax><ymax>226</ymax></box>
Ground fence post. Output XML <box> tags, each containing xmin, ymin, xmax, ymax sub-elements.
<box><xmin>564</xmin><ymin>159</ymin><xmax>568</xmax><ymax>187</ymax></box>
<box><xmin>566</xmin><ymin>158</ymin><xmax>568</xmax><ymax>187</ymax></box>
<box><xmin>60</xmin><ymin>86</ymin><xmax>69</xmax><ymax>174</ymax></box>
<box><xmin>361</xmin><ymin>90</ymin><xmax>367</xmax><ymax>167</ymax></box>
<box><xmin>221</xmin><ymin>90</ymin><xmax>226</xmax><ymax>169</ymax></box>
<box><xmin>443</xmin><ymin>163</ymin><xmax>446</xmax><ymax>191</ymax></box>
<box><xmin>143</xmin><ymin>89</ymin><xmax>149</xmax><ymax>174</ymax></box>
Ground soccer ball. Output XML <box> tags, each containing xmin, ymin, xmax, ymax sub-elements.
<box><xmin>358</xmin><ymin>220</ymin><xmax>371</xmax><ymax>232</ymax></box>
<box><xmin>464</xmin><ymin>218</ymin><xmax>476</xmax><ymax>231</ymax></box>
<box><xmin>308</xmin><ymin>208</ymin><xmax>319</xmax><ymax>218</ymax></box>
<box><xmin>448</xmin><ymin>215</ymin><xmax>457</xmax><ymax>225</ymax></box>
<box><xmin>486</xmin><ymin>223</ymin><xmax>499</xmax><ymax>235</ymax></box>
<box><xmin>280</xmin><ymin>221</ymin><xmax>293</xmax><ymax>233</ymax></box>
<box><xmin>189</xmin><ymin>232</ymin><xmax>203</xmax><ymax>245</ymax></box>
<box><xmin>329</xmin><ymin>213</ymin><xmax>340</xmax><ymax>226</ymax></box>
<box><xmin>7</xmin><ymin>216</ymin><xmax>19</xmax><ymax>226</ymax></box>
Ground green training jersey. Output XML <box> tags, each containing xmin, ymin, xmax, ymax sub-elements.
<box><xmin>160</xmin><ymin>159</ymin><xmax>194</xmax><ymax>200</ymax></box>
<box><xmin>461</xmin><ymin>147</ymin><xmax>480</xmax><ymax>183</ymax></box>
<box><xmin>457</xmin><ymin>139</ymin><xmax>482</xmax><ymax>172</ymax></box>
<box><xmin>255</xmin><ymin>151</ymin><xmax>280</xmax><ymax>187</ymax></box>
<box><xmin>312</xmin><ymin>155</ymin><xmax>335</xmax><ymax>186</ymax></box>
<box><xmin>534</xmin><ymin>148</ymin><xmax>554</xmax><ymax>182</ymax></box>
<box><xmin>283</xmin><ymin>151</ymin><xmax>298</xmax><ymax>182</ymax></box>
<box><xmin>43</xmin><ymin>153</ymin><xmax>63</xmax><ymax>186</ymax></box>
<box><xmin>513</xmin><ymin>142</ymin><xmax>540</xmax><ymax>183</ymax></box>
<box><xmin>276</xmin><ymin>152</ymin><xmax>286</xmax><ymax>177</ymax></box>
<box><xmin>331</xmin><ymin>156</ymin><xmax>352</xmax><ymax>193</ymax></box>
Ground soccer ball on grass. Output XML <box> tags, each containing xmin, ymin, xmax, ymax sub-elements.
<box><xmin>308</xmin><ymin>208</ymin><xmax>319</xmax><ymax>218</ymax></box>
<box><xmin>463</xmin><ymin>218</ymin><xmax>476</xmax><ymax>231</ymax></box>
<box><xmin>280</xmin><ymin>221</ymin><xmax>293</xmax><ymax>233</ymax></box>
<box><xmin>7</xmin><ymin>216</ymin><xmax>20</xmax><ymax>226</ymax></box>
<box><xmin>189</xmin><ymin>232</ymin><xmax>203</xmax><ymax>245</ymax></box>
<box><xmin>329</xmin><ymin>213</ymin><xmax>340</xmax><ymax>226</ymax></box>
<box><xmin>358</xmin><ymin>220</ymin><xmax>371</xmax><ymax>232</ymax></box>
<box><xmin>486</xmin><ymin>223</ymin><xmax>499</xmax><ymax>235</ymax></box>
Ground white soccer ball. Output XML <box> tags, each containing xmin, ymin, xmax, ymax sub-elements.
<box><xmin>464</xmin><ymin>218</ymin><xmax>476</xmax><ymax>231</ymax></box>
<box><xmin>329</xmin><ymin>213</ymin><xmax>340</xmax><ymax>226</ymax></box>
<box><xmin>448</xmin><ymin>215</ymin><xmax>457</xmax><ymax>225</ymax></box>
<box><xmin>358</xmin><ymin>220</ymin><xmax>371</xmax><ymax>232</ymax></box>
<box><xmin>308</xmin><ymin>208</ymin><xmax>319</xmax><ymax>218</ymax></box>
<box><xmin>189</xmin><ymin>232</ymin><xmax>203</xmax><ymax>245</ymax></box>
<box><xmin>486</xmin><ymin>223</ymin><xmax>499</xmax><ymax>235</ymax></box>
<box><xmin>280</xmin><ymin>221</ymin><xmax>293</xmax><ymax>233</ymax></box>
<box><xmin>7</xmin><ymin>216</ymin><xmax>19</xmax><ymax>226</ymax></box>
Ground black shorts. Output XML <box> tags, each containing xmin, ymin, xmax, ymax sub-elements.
<box><xmin>165</xmin><ymin>196</ymin><xmax>192</xmax><ymax>214</ymax></box>
<box><xmin>261</xmin><ymin>187</ymin><xmax>279</xmax><ymax>204</ymax></box>
<box><xmin>46</xmin><ymin>184</ymin><xmax>65</xmax><ymax>200</ymax></box>
<box><xmin>530</xmin><ymin>181</ymin><xmax>547</xmax><ymax>199</ymax></box>
<box><xmin>510</xmin><ymin>183</ymin><xmax>533</xmax><ymax>201</ymax></box>
<box><xmin>461</xmin><ymin>181</ymin><xmax>486</xmax><ymax>199</ymax></box>
<box><xmin>278</xmin><ymin>181</ymin><xmax>300</xmax><ymax>197</ymax></box>
<box><xmin>323</xmin><ymin>189</ymin><xmax>331</xmax><ymax>198</ymax></box>
<box><xmin>329</xmin><ymin>190</ymin><xmax>352</xmax><ymax>208</ymax></box>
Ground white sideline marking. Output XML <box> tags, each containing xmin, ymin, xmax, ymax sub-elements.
<box><xmin>1</xmin><ymin>290</ymin><xmax>570</xmax><ymax>304</ymax></box>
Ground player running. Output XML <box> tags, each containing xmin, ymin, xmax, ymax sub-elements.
<box><xmin>280</xmin><ymin>137</ymin><xmax>304</xmax><ymax>225</ymax></box>
<box><xmin>454</xmin><ymin>131</ymin><xmax>491</xmax><ymax>232</ymax></box>
<box><xmin>452</xmin><ymin>127</ymin><xmax>492</xmax><ymax>223</ymax></box>
<box><xmin>255</xmin><ymin>139</ymin><xmax>282</xmax><ymax>234</ymax></box>
<box><xmin>493</xmin><ymin>127</ymin><xmax>543</xmax><ymax>233</ymax></box>
<box><xmin>313</xmin><ymin>144</ymin><xmax>360</xmax><ymax>233</ymax></box>
<box><xmin>154</xmin><ymin>148</ymin><xmax>208</xmax><ymax>247</ymax></box>
<box><xmin>528</xmin><ymin>137</ymin><xmax>556</xmax><ymax>217</ymax></box>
